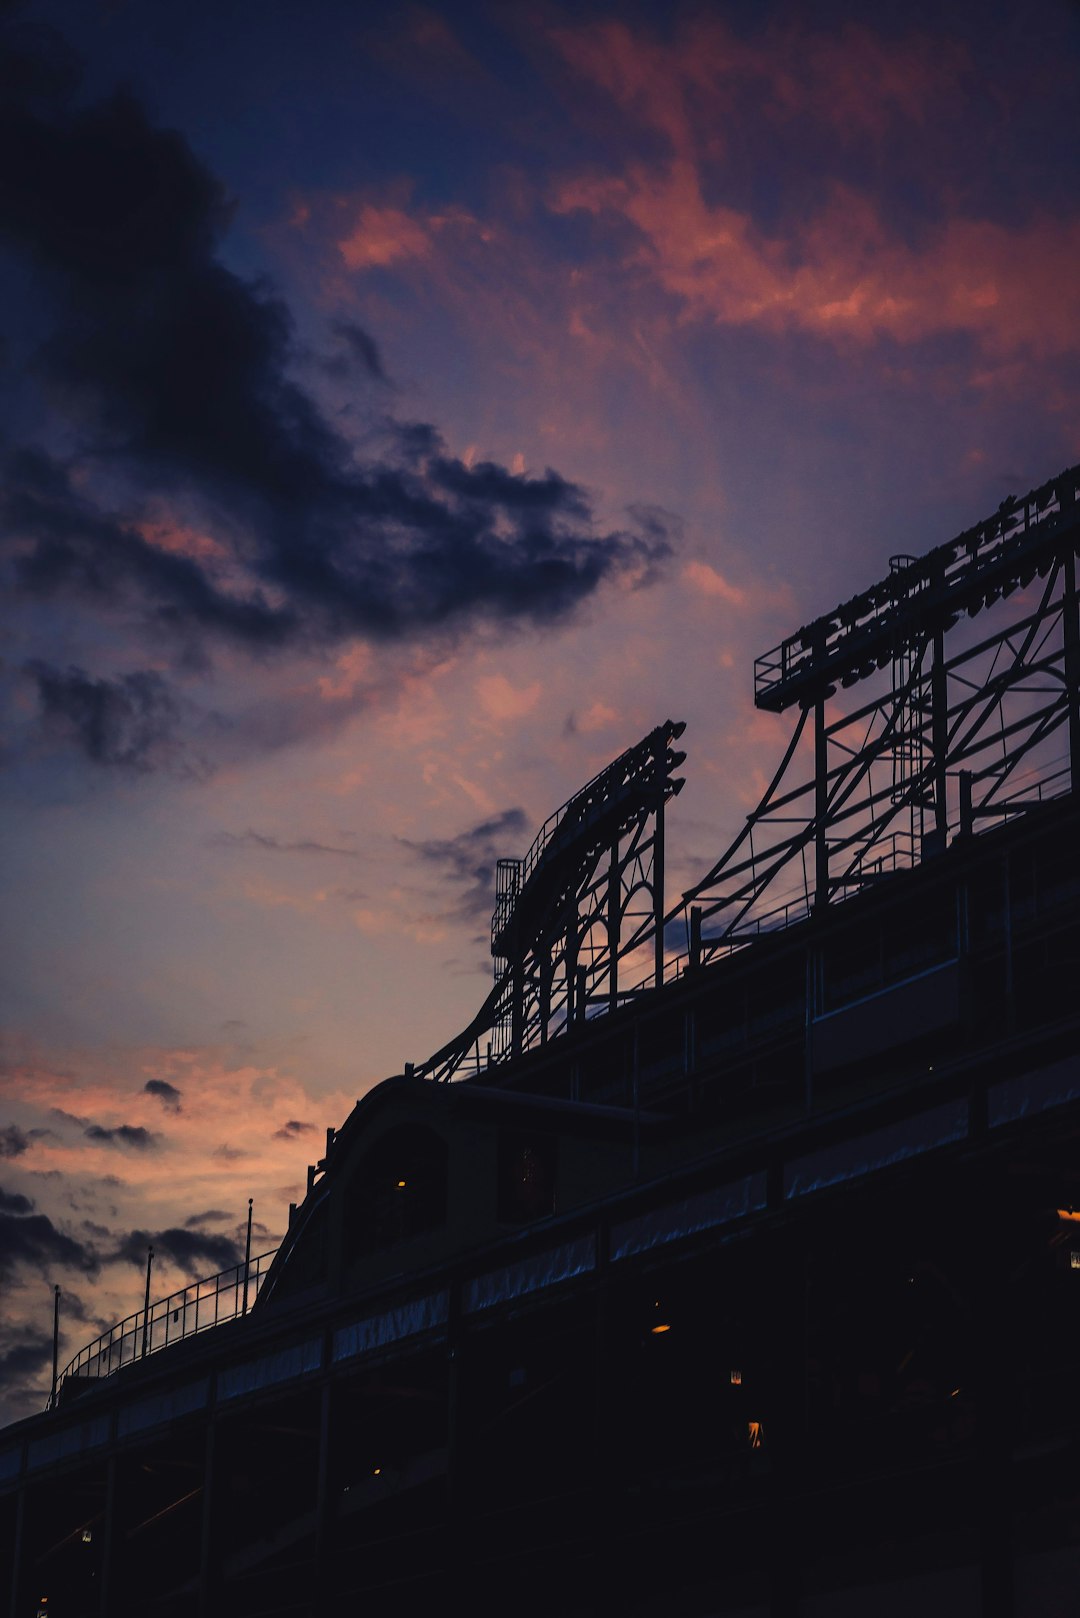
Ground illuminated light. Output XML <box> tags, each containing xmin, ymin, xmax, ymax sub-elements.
<box><xmin>747</xmin><ymin>1420</ymin><xmax>764</xmax><ymax>1449</ymax></box>
<box><xmin>373</xmin><ymin>1467</ymin><xmax>381</xmax><ymax>1476</ymax></box>
<box><xmin>81</xmin><ymin>1529</ymin><xmax>92</xmax><ymax>1543</ymax></box>
<box><xmin>396</xmin><ymin>1180</ymin><xmax>406</xmax><ymax>1189</ymax></box>
<box><xmin>1057</xmin><ymin>1208</ymin><xmax>1080</xmax><ymax>1223</ymax></box>
<box><xmin>950</xmin><ymin>1388</ymin><xmax>961</xmax><ymax>1398</ymax></box>
<box><xmin>1071</xmin><ymin>1251</ymin><xmax>1080</xmax><ymax>1271</ymax></box>
<box><xmin>730</xmin><ymin>1370</ymin><xmax>742</xmax><ymax>1385</ymax></box>
<box><xmin>650</xmin><ymin>1323</ymin><xmax>671</xmax><ymax>1335</ymax></box>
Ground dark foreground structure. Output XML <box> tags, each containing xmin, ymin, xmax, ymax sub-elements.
<box><xmin>5</xmin><ymin>467</ymin><xmax>1080</xmax><ymax>1616</ymax></box>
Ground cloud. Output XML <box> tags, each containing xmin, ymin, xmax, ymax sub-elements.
<box><xmin>113</xmin><ymin>1225</ymin><xmax>242</xmax><ymax>1276</ymax></box>
<box><xmin>210</xmin><ymin>829</ymin><xmax>358</xmax><ymax>858</ymax></box>
<box><xmin>564</xmin><ymin>700</ymin><xmax>620</xmax><ymax>738</ymax></box>
<box><xmin>25</xmin><ymin>660</ymin><xmax>183</xmax><ymax>772</ymax></box>
<box><xmin>547</xmin><ymin>16</ymin><xmax>1080</xmax><ymax>359</ymax></box>
<box><xmin>401</xmin><ymin>805</ymin><xmax>529</xmax><ymax>929</ymax></box>
<box><xmin>0</xmin><ymin>50</ymin><xmax>666</xmax><ymax>735</ymax></box>
<box><xmin>475</xmin><ymin>674</ymin><xmax>542</xmax><ymax>723</ymax></box>
<box><xmin>683</xmin><ymin>560</ymin><xmax>745</xmax><ymax>605</ymax></box>
<box><xmin>0</xmin><ymin>1187</ymin><xmax>34</xmax><ymax>1215</ymax></box>
<box><xmin>83</xmin><ymin>1123</ymin><xmax>158</xmax><ymax>1150</ymax></box>
<box><xmin>338</xmin><ymin>201</ymin><xmax>433</xmax><ymax>270</ymax></box>
<box><xmin>0</xmin><ymin>1206</ymin><xmax>99</xmax><ymax>1281</ymax></box>
<box><xmin>0</xmin><ymin>1326</ymin><xmax>54</xmax><ymax>1385</ymax></box>
<box><xmin>272</xmin><ymin>1119</ymin><xmax>315</xmax><ymax>1141</ymax></box>
<box><xmin>325</xmin><ymin>318</ymin><xmax>388</xmax><ymax>382</ymax></box>
<box><xmin>184</xmin><ymin>1208</ymin><xmax>234</xmax><ymax>1228</ymax></box>
<box><xmin>144</xmin><ymin>1078</ymin><xmax>182</xmax><ymax>1113</ymax></box>
<box><xmin>0</xmin><ymin>1124</ymin><xmax>29</xmax><ymax>1159</ymax></box>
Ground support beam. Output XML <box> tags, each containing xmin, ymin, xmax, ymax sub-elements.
<box><xmin>814</xmin><ymin>696</ymin><xmax>829</xmax><ymax>911</ymax></box>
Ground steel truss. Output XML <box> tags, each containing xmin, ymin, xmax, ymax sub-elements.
<box><xmin>416</xmin><ymin>722</ymin><xmax>685</xmax><ymax>1080</ymax></box>
<box><xmin>418</xmin><ymin>463</ymin><xmax>1080</xmax><ymax>1080</ymax></box>
<box><xmin>676</xmin><ymin>463</ymin><xmax>1080</xmax><ymax>966</ymax></box>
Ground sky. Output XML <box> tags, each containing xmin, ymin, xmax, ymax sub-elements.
<box><xmin>1</xmin><ymin>0</ymin><xmax>1079</xmax><ymax>1426</ymax></box>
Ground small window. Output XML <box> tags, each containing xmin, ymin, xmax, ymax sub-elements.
<box><xmin>498</xmin><ymin>1130</ymin><xmax>557</xmax><ymax>1224</ymax></box>
<box><xmin>347</xmin><ymin>1124</ymin><xmax>447</xmax><ymax>1255</ymax></box>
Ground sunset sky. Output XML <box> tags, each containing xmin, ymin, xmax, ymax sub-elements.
<box><xmin>2</xmin><ymin>0</ymin><xmax>1079</xmax><ymax>1424</ymax></box>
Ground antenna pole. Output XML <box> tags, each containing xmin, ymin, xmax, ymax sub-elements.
<box><xmin>242</xmin><ymin>1198</ymin><xmax>254</xmax><ymax>1316</ymax></box>
<box><xmin>141</xmin><ymin>1246</ymin><xmax>154</xmax><ymax>1359</ymax></box>
<box><xmin>50</xmin><ymin>1285</ymin><xmax>60</xmax><ymax>1409</ymax></box>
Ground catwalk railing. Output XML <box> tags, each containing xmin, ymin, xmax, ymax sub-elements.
<box><xmin>52</xmin><ymin>1247</ymin><xmax>279</xmax><ymax>1405</ymax></box>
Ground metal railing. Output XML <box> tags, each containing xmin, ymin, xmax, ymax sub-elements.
<box><xmin>53</xmin><ymin>1247</ymin><xmax>279</xmax><ymax>1403</ymax></box>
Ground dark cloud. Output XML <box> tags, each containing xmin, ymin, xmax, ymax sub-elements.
<box><xmin>26</xmin><ymin>659</ymin><xmax>181</xmax><ymax>771</ymax></box>
<box><xmin>212</xmin><ymin>1143</ymin><xmax>248</xmax><ymax>1161</ymax></box>
<box><xmin>273</xmin><ymin>1119</ymin><xmax>315</xmax><ymax>1140</ymax></box>
<box><xmin>326</xmin><ymin>318</ymin><xmax>387</xmax><ymax>382</ymax></box>
<box><xmin>210</xmin><ymin>829</ymin><xmax>358</xmax><ymax>857</ymax></box>
<box><xmin>51</xmin><ymin>1107</ymin><xmax>89</xmax><ymax>1128</ymax></box>
<box><xmin>184</xmin><ymin>1208</ymin><xmax>234</xmax><ymax>1229</ymax></box>
<box><xmin>0</xmin><ymin>1326</ymin><xmax>54</xmax><ymax>1386</ymax></box>
<box><xmin>144</xmin><ymin>1078</ymin><xmax>182</xmax><ymax>1113</ymax></box>
<box><xmin>83</xmin><ymin>1123</ymin><xmax>158</xmax><ymax>1150</ymax></box>
<box><xmin>401</xmin><ymin>806</ymin><xmax>529</xmax><ymax>928</ymax></box>
<box><xmin>0</xmin><ymin>53</ymin><xmax>668</xmax><ymax>725</ymax></box>
<box><xmin>53</xmin><ymin>1285</ymin><xmax>100</xmax><ymax>1327</ymax></box>
<box><xmin>0</xmin><ymin>1123</ymin><xmax>29</xmax><ymax>1158</ymax></box>
<box><xmin>6</xmin><ymin>445</ymin><xmax>294</xmax><ymax>649</ymax></box>
<box><xmin>113</xmin><ymin>1225</ymin><xmax>242</xmax><ymax>1276</ymax></box>
<box><xmin>0</xmin><ymin>1186</ymin><xmax>33</xmax><ymax>1215</ymax></box>
<box><xmin>0</xmin><ymin>1206</ymin><xmax>99</xmax><ymax>1281</ymax></box>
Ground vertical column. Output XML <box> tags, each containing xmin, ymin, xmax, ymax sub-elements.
<box><xmin>590</xmin><ymin>1225</ymin><xmax>614</xmax><ymax>1609</ymax></box>
<box><xmin>565</xmin><ymin>920</ymin><xmax>578</xmax><ymax>1026</ymax></box>
<box><xmin>98</xmin><ymin>1452</ymin><xmax>116</xmax><ymax>1617</ymax></box>
<box><xmin>932</xmin><ymin>622</ymin><xmax>949</xmax><ymax>843</ymax></box>
<box><xmin>444</xmin><ymin>1282</ymin><xmax>464</xmax><ymax>1604</ymax></box>
<box><xmin>539</xmin><ymin>950</ymin><xmax>552</xmax><ymax>1046</ymax></box>
<box><xmin>607</xmin><ymin>840</ymin><xmax>620</xmax><ymax>1013</ymax></box>
<box><xmin>814</xmin><ymin>695</ymin><xmax>829</xmax><ymax>911</ymax></box>
<box><xmin>1063</xmin><ymin>547</ymin><xmax>1080</xmax><ymax>790</ymax></box>
<box><xmin>804</xmin><ymin>945</ymin><xmax>816</xmax><ymax>1115</ymax></box>
<box><xmin>313</xmin><ymin>1378</ymin><xmax>332</xmax><ymax>1602</ymax></box>
<box><xmin>197</xmin><ymin>1418</ymin><xmax>216</xmax><ymax>1618</ymax></box>
<box><xmin>653</xmin><ymin>792</ymin><xmax>666</xmax><ymax>990</ymax></box>
<box><xmin>510</xmin><ymin>946</ymin><xmax>524</xmax><ymax>1061</ymax></box>
<box><xmin>8</xmin><ymin>1481</ymin><xmax>24</xmax><ymax>1618</ymax></box>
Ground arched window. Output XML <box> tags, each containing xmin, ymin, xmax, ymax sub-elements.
<box><xmin>346</xmin><ymin>1124</ymin><xmax>448</xmax><ymax>1255</ymax></box>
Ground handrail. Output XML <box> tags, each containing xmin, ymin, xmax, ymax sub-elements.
<box><xmin>51</xmin><ymin>1247</ymin><xmax>279</xmax><ymax>1406</ymax></box>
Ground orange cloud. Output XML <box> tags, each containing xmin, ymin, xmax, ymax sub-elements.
<box><xmin>547</xmin><ymin>16</ymin><xmax>1080</xmax><ymax>358</ymax></box>
<box><xmin>549</xmin><ymin>16</ymin><xmax>967</xmax><ymax>157</ymax></box>
<box><xmin>683</xmin><ymin>560</ymin><xmax>745</xmax><ymax>606</ymax></box>
<box><xmin>475</xmin><ymin>673</ymin><xmax>542</xmax><ymax>723</ymax></box>
<box><xmin>338</xmin><ymin>203</ymin><xmax>432</xmax><ymax>270</ymax></box>
<box><xmin>138</xmin><ymin>517</ymin><xmax>226</xmax><ymax>562</ymax></box>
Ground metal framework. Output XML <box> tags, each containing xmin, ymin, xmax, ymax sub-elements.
<box><xmin>416</xmin><ymin>462</ymin><xmax>1080</xmax><ymax>1076</ymax></box>
<box><xmin>677</xmin><ymin>463</ymin><xmax>1080</xmax><ymax>964</ymax></box>
<box><xmin>416</xmin><ymin>722</ymin><xmax>685</xmax><ymax>1080</ymax></box>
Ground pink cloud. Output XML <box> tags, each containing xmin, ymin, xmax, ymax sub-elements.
<box><xmin>338</xmin><ymin>203</ymin><xmax>433</xmax><ymax>270</ymax></box>
<box><xmin>546</xmin><ymin>16</ymin><xmax>1080</xmax><ymax>359</ymax></box>
<box><xmin>553</xmin><ymin>150</ymin><xmax>1080</xmax><ymax>359</ymax></box>
<box><xmin>683</xmin><ymin>560</ymin><xmax>745</xmax><ymax>606</ymax></box>
<box><xmin>548</xmin><ymin>15</ymin><xmax>967</xmax><ymax>156</ymax></box>
<box><xmin>138</xmin><ymin>516</ymin><xmax>227</xmax><ymax>562</ymax></box>
<box><xmin>475</xmin><ymin>672</ymin><xmax>543</xmax><ymax>723</ymax></box>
